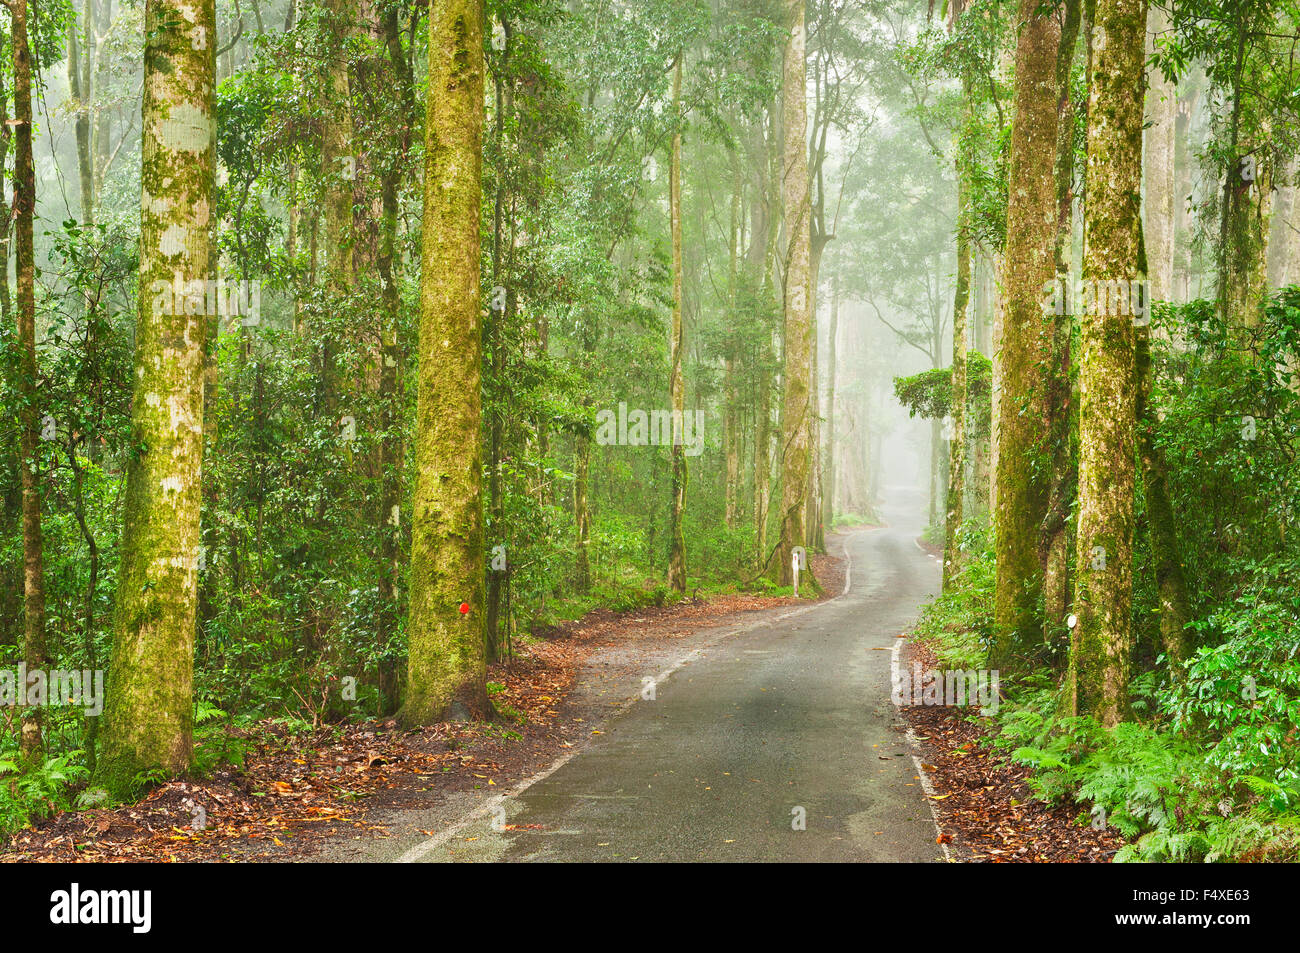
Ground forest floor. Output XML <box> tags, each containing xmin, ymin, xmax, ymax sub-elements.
<box><xmin>2</xmin><ymin>526</ymin><xmax>1119</xmax><ymax>863</ymax></box>
<box><xmin>900</xmin><ymin>635</ymin><xmax>1125</xmax><ymax>862</ymax></box>
<box><xmin>0</xmin><ymin>550</ymin><xmax>841</xmax><ymax>863</ymax></box>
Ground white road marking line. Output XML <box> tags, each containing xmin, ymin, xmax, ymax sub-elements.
<box><xmin>399</xmin><ymin>534</ymin><xmax>861</xmax><ymax>863</ymax></box>
<box><xmin>891</xmin><ymin>636</ymin><xmax>953</xmax><ymax>863</ymax></box>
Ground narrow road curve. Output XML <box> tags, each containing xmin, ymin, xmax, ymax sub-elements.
<box><xmin>402</xmin><ymin>495</ymin><xmax>942</xmax><ymax>862</ymax></box>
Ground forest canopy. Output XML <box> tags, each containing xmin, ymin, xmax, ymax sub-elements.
<box><xmin>0</xmin><ymin>0</ymin><xmax>1297</xmax><ymax>866</ymax></box>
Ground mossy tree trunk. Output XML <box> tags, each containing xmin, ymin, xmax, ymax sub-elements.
<box><xmin>822</xmin><ymin>271</ymin><xmax>839</xmax><ymax>535</ymax></box>
<box><xmin>1136</xmin><ymin>324</ymin><xmax>1190</xmax><ymax>673</ymax></box>
<box><xmin>319</xmin><ymin>0</ymin><xmax>355</xmax><ymax>413</ymax></box>
<box><xmin>1215</xmin><ymin>21</ymin><xmax>1270</xmax><ymax>325</ymax></box>
<box><xmin>95</xmin><ymin>0</ymin><xmax>215</xmax><ymax>794</ymax></box>
<box><xmin>944</xmin><ymin>86</ymin><xmax>972</xmax><ymax>592</ymax></box>
<box><xmin>322</xmin><ymin>0</ymin><xmax>354</xmax><ymax>285</ymax></box>
<box><xmin>724</xmin><ymin>157</ymin><xmax>741</xmax><ymax>530</ymax></box>
<box><xmin>1143</xmin><ymin>4</ymin><xmax>1174</xmax><ymax>302</ymax></box>
<box><xmin>573</xmin><ymin>426</ymin><xmax>591</xmax><ymax>592</ymax></box>
<box><xmin>1070</xmin><ymin>0</ymin><xmax>1147</xmax><ymax>727</ymax></box>
<box><xmin>749</xmin><ymin>116</ymin><xmax>777</xmax><ymax>568</ymax></box>
<box><xmin>1042</xmin><ymin>0</ymin><xmax>1082</xmax><ymax>652</ymax></box>
<box><xmin>1266</xmin><ymin>162</ymin><xmax>1294</xmax><ymax>290</ymax></box>
<box><xmin>374</xmin><ymin>3</ymin><xmax>413</xmax><ymax>709</ymax></box>
<box><xmin>991</xmin><ymin>0</ymin><xmax>1061</xmax><ymax>671</ymax></box>
<box><xmin>1287</xmin><ymin>162</ymin><xmax>1300</xmax><ymax>286</ymax></box>
<box><xmin>404</xmin><ymin>0</ymin><xmax>489</xmax><ymax>726</ymax></box>
<box><xmin>774</xmin><ymin>0</ymin><xmax>816</xmax><ymax>590</ymax></box>
<box><xmin>13</xmin><ymin>0</ymin><xmax>46</xmax><ymax>761</ymax></box>
<box><xmin>67</xmin><ymin>9</ymin><xmax>95</xmax><ymax>226</ymax></box>
<box><xmin>722</xmin><ymin>154</ymin><xmax>743</xmax><ymax>535</ymax></box>
<box><xmin>1173</xmin><ymin>84</ymin><xmax>1197</xmax><ymax>300</ymax></box>
<box><xmin>485</xmin><ymin>17</ymin><xmax>511</xmax><ymax>661</ymax></box>
<box><xmin>668</xmin><ymin>51</ymin><xmax>687</xmax><ymax>594</ymax></box>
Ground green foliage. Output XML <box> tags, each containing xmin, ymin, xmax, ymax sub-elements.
<box><xmin>0</xmin><ymin>754</ymin><xmax>90</xmax><ymax>836</ymax></box>
<box><xmin>893</xmin><ymin>351</ymin><xmax>992</xmax><ymax>439</ymax></box>
<box><xmin>1167</xmin><ymin>587</ymin><xmax>1300</xmax><ymax>783</ymax></box>
<box><xmin>912</xmin><ymin>520</ymin><xmax>995</xmax><ymax>670</ymax></box>
<box><xmin>893</xmin><ymin>367</ymin><xmax>951</xmax><ymax>421</ymax></box>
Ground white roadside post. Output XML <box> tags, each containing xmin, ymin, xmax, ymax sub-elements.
<box><xmin>792</xmin><ymin>546</ymin><xmax>806</xmax><ymax>597</ymax></box>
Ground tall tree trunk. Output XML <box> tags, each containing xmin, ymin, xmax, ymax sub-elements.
<box><xmin>0</xmin><ymin>28</ymin><xmax>10</xmax><ymax>329</ymax></box>
<box><xmin>668</xmin><ymin>52</ymin><xmax>687</xmax><ymax>594</ymax></box>
<box><xmin>404</xmin><ymin>0</ymin><xmax>488</xmax><ymax>725</ymax></box>
<box><xmin>724</xmin><ymin>158</ymin><xmax>741</xmax><ymax>529</ymax></box>
<box><xmin>322</xmin><ymin>0</ymin><xmax>354</xmax><ymax>282</ymax></box>
<box><xmin>1286</xmin><ymin>161</ymin><xmax>1300</xmax><ymax>287</ymax></box>
<box><xmin>12</xmin><ymin>0</ymin><xmax>45</xmax><ymax>761</ymax></box>
<box><xmin>807</xmin><ymin>240</ymin><xmax>826</xmax><ymax>553</ymax></box>
<box><xmin>1070</xmin><ymin>0</ymin><xmax>1147</xmax><ymax>727</ymax></box>
<box><xmin>68</xmin><ymin>11</ymin><xmax>95</xmax><ymax>225</ymax></box>
<box><xmin>1216</xmin><ymin>24</ymin><xmax>1270</xmax><ymax>325</ymax></box>
<box><xmin>1266</xmin><ymin>164</ymin><xmax>1294</xmax><ymax>291</ymax></box>
<box><xmin>821</xmin><ymin>271</ymin><xmax>839</xmax><ymax>535</ymax></box>
<box><xmin>375</xmin><ymin>3</ymin><xmax>412</xmax><ymax>709</ymax></box>
<box><xmin>96</xmin><ymin>0</ymin><xmax>215</xmax><ymax>793</ymax></box>
<box><xmin>753</xmin><ymin>350</ymin><xmax>771</xmax><ymax>564</ymax></box>
<box><xmin>928</xmin><ymin>414</ymin><xmax>940</xmax><ymax>529</ymax></box>
<box><xmin>1144</xmin><ymin>4</ymin><xmax>1174</xmax><ymax>302</ymax></box>
<box><xmin>0</xmin><ymin>28</ymin><xmax>14</xmax><ymax>654</ymax></box>
<box><xmin>1042</xmin><ymin>0</ymin><xmax>1082</xmax><ymax>649</ymax></box>
<box><xmin>485</xmin><ymin>19</ymin><xmax>510</xmax><ymax>661</ymax></box>
<box><xmin>749</xmin><ymin>115</ymin><xmax>776</xmax><ymax>567</ymax></box>
<box><xmin>573</xmin><ymin>429</ymin><xmax>591</xmax><ymax>591</ymax></box>
<box><xmin>1136</xmin><ymin>325</ymin><xmax>1190</xmax><ymax>673</ymax></box>
<box><xmin>774</xmin><ymin>0</ymin><xmax>815</xmax><ymax>589</ymax></box>
<box><xmin>1173</xmin><ymin>85</ymin><xmax>1197</xmax><ymax>300</ymax></box>
<box><xmin>89</xmin><ymin>0</ymin><xmax>106</xmax><ymax>198</ymax></box>
<box><xmin>989</xmin><ymin>262</ymin><xmax>1002</xmax><ymax>516</ymax></box>
<box><xmin>319</xmin><ymin>0</ymin><xmax>355</xmax><ymax>410</ymax></box>
<box><xmin>944</xmin><ymin>87</ymin><xmax>972</xmax><ymax>590</ymax></box>
<box><xmin>991</xmin><ymin>0</ymin><xmax>1062</xmax><ymax>671</ymax></box>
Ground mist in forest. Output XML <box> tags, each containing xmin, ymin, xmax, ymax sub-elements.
<box><xmin>1</xmin><ymin>0</ymin><xmax>1299</xmax><ymax>874</ymax></box>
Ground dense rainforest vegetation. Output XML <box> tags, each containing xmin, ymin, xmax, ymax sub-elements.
<box><xmin>0</xmin><ymin>0</ymin><xmax>1297</xmax><ymax>864</ymax></box>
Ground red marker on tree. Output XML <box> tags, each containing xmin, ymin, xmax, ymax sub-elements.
<box><xmin>459</xmin><ymin>602</ymin><xmax>470</xmax><ymax>615</ymax></box>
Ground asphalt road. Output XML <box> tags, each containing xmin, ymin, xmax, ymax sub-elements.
<box><xmin>395</xmin><ymin>495</ymin><xmax>943</xmax><ymax>863</ymax></box>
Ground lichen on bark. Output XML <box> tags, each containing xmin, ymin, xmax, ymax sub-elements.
<box><xmin>1070</xmin><ymin>0</ymin><xmax>1148</xmax><ymax>727</ymax></box>
<box><xmin>992</xmin><ymin>0</ymin><xmax>1062</xmax><ymax>671</ymax></box>
<box><xmin>95</xmin><ymin>0</ymin><xmax>216</xmax><ymax>796</ymax></box>
<box><xmin>403</xmin><ymin>0</ymin><xmax>489</xmax><ymax>726</ymax></box>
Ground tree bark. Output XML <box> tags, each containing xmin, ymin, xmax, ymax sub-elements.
<box><xmin>992</xmin><ymin>0</ymin><xmax>1062</xmax><ymax>670</ymax></box>
<box><xmin>375</xmin><ymin>3</ymin><xmax>412</xmax><ymax>708</ymax></box>
<box><xmin>12</xmin><ymin>0</ymin><xmax>46</xmax><ymax>761</ymax></box>
<box><xmin>821</xmin><ymin>271</ymin><xmax>839</xmax><ymax>535</ymax></box>
<box><xmin>1173</xmin><ymin>85</ymin><xmax>1197</xmax><ymax>300</ymax></box>
<box><xmin>68</xmin><ymin>9</ymin><xmax>95</xmax><ymax>225</ymax></box>
<box><xmin>945</xmin><ymin>89</ymin><xmax>971</xmax><ymax>591</ymax></box>
<box><xmin>668</xmin><ymin>52</ymin><xmax>687</xmax><ymax>593</ymax></box>
<box><xmin>1143</xmin><ymin>4</ymin><xmax>1174</xmax><ymax>302</ymax></box>
<box><xmin>724</xmin><ymin>157</ymin><xmax>741</xmax><ymax>529</ymax></box>
<box><xmin>404</xmin><ymin>0</ymin><xmax>488</xmax><ymax>725</ymax></box>
<box><xmin>1042</xmin><ymin>0</ymin><xmax>1082</xmax><ymax>649</ymax></box>
<box><xmin>96</xmin><ymin>0</ymin><xmax>215</xmax><ymax>793</ymax></box>
<box><xmin>1136</xmin><ymin>325</ymin><xmax>1190</xmax><ymax>672</ymax></box>
<box><xmin>773</xmin><ymin>0</ymin><xmax>816</xmax><ymax>589</ymax></box>
<box><xmin>1070</xmin><ymin>0</ymin><xmax>1147</xmax><ymax>727</ymax></box>
<box><xmin>1216</xmin><ymin>23</ymin><xmax>1270</xmax><ymax>324</ymax></box>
